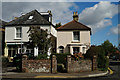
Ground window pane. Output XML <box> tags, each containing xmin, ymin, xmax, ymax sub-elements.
<box><xmin>16</xmin><ymin>27</ymin><xmax>22</xmax><ymax>38</ymax></box>
<box><xmin>16</xmin><ymin>33</ymin><xmax>20</xmax><ymax>38</ymax></box>
<box><xmin>16</xmin><ymin>28</ymin><xmax>21</xmax><ymax>33</ymax></box>
<box><xmin>73</xmin><ymin>31</ymin><xmax>79</xmax><ymax>40</ymax></box>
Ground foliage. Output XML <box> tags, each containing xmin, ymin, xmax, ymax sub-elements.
<box><xmin>51</xmin><ymin>53</ymin><xmax>71</xmax><ymax>64</ymax></box>
<box><xmin>48</xmin><ymin>35</ymin><xmax>56</xmax><ymax>53</ymax></box>
<box><xmin>57</xmin><ymin>64</ymin><xmax>66</xmax><ymax>73</ymax></box>
<box><xmin>84</xmin><ymin>45</ymin><xmax>98</xmax><ymax>60</ymax></box>
<box><xmin>84</xmin><ymin>45</ymin><xmax>109</xmax><ymax>71</ymax></box>
<box><xmin>97</xmin><ymin>46</ymin><xmax>109</xmax><ymax>71</ymax></box>
<box><xmin>36</xmin><ymin>54</ymin><xmax>48</xmax><ymax>59</ymax></box>
<box><xmin>27</xmin><ymin>26</ymin><xmax>50</xmax><ymax>54</ymax></box>
<box><xmin>54</xmin><ymin>22</ymin><xmax>62</xmax><ymax>29</ymax></box>
<box><xmin>13</xmin><ymin>54</ymin><xmax>22</xmax><ymax>72</ymax></box>
<box><xmin>101</xmin><ymin>40</ymin><xmax>116</xmax><ymax>56</ymax></box>
<box><xmin>72</xmin><ymin>52</ymin><xmax>84</xmax><ymax>61</ymax></box>
<box><xmin>2</xmin><ymin>56</ymin><xmax>9</xmax><ymax>67</ymax></box>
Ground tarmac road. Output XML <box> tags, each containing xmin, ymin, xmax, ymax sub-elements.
<box><xmin>1</xmin><ymin>61</ymin><xmax>120</xmax><ymax>80</ymax></box>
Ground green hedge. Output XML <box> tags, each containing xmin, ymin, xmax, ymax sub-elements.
<box><xmin>35</xmin><ymin>54</ymin><xmax>48</xmax><ymax>59</ymax></box>
<box><xmin>85</xmin><ymin>46</ymin><xmax>109</xmax><ymax>71</ymax></box>
<box><xmin>2</xmin><ymin>57</ymin><xmax>9</xmax><ymax>67</ymax></box>
<box><xmin>51</xmin><ymin>53</ymin><xmax>71</xmax><ymax>64</ymax></box>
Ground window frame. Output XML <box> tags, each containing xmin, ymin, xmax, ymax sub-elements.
<box><xmin>15</xmin><ymin>27</ymin><xmax>22</xmax><ymax>39</ymax></box>
<box><xmin>73</xmin><ymin>31</ymin><xmax>80</xmax><ymax>42</ymax></box>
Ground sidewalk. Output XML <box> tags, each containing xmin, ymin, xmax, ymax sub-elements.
<box><xmin>1</xmin><ymin>70</ymin><xmax>108</xmax><ymax>78</ymax></box>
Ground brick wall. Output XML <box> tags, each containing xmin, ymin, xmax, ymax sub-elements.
<box><xmin>92</xmin><ymin>55</ymin><xmax>97</xmax><ymax>71</ymax></box>
<box><xmin>22</xmin><ymin>55</ymin><xmax>57</xmax><ymax>73</ymax></box>
<box><xmin>67</xmin><ymin>55</ymin><xmax>92</xmax><ymax>73</ymax></box>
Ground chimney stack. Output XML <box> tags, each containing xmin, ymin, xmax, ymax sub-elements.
<box><xmin>73</xmin><ymin>12</ymin><xmax>78</xmax><ymax>22</ymax></box>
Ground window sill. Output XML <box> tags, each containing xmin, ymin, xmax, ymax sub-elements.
<box><xmin>72</xmin><ymin>40</ymin><xmax>80</xmax><ymax>43</ymax></box>
<box><xmin>14</xmin><ymin>38</ymin><xmax>21</xmax><ymax>40</ymax></box>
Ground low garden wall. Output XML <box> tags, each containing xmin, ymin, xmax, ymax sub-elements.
<box><xmin>67</xmin><ymin>55</ymin><xmax>97</xmax><ymax>73</ymax></box>
<box><xmin>22</xmin><ymin>55</ymin><xmax>57</xmax><ymax>73</ymax></box>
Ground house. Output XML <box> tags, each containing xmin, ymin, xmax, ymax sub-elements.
<box><xmin>57</xmin><ymin>12</ymin><xmax>91</xmax><ymax>55</ymax></box>
<box><xmin>4</xmin><ymin>10</ymin><xmax>57</xmax><ymax>60</ymax></box>
<box><xmin>0</xmin><ymin>20</ymin><xmax>7</xmax><ymax>56</ymax></box>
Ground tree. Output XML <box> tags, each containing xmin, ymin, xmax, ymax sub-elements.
<box><xmin>101</xmin><ymin>40</ymin><xmax>116</xmax><ymax>56</ymax></box>
<box><xmin>27</xmin><ymin>26</ymin><xmax>50</xmax><ymax>54</ymax></box>
<box><xmin>97</xmin><ymin>46</ymin><xmax>109</xmax><ymax>71</ymax></box>
<box><xmin>54</xmin><ymin>22</ymin><xmax>62</xmax><ymax>29</ymax></box>
<box><xmin>85</xmin><ymin>45</ymin><xmax>98</xmax><ymax>59</ymax></box>
<box><xmin>85</xmin><ymin>45</ymin><xmax>109</xmax><ymax>71</ymax></box>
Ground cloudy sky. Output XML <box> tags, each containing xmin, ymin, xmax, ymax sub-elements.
<box><xmin>1</xmin><ymin>1</ymin><xmax>120</xmax><ymax>46</ymax></box>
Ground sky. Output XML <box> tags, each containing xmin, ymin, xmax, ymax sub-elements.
<box><xmin>1</xmin><ymin>1</ymin><xmax>120</xmax><ymax>47</ymax></box>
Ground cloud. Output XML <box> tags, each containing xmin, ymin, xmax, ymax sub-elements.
<box><xmin>111</xmin><ymin>24</ymin><xmax>120</xmax><ymax>34</ymax></box>
<box><xmin>79</xmin><ymin>1</ymin><xmax>118</xmax><ymax>33</ymax></box>
<box><xmin>2</xmin><ymin>2</ymin><xmax>78</xmax><ymax>24</ymax></box>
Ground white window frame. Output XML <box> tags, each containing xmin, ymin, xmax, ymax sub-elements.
<box><xmin>15</xmin><ymin>27</ymin><xmax>22</xmax><ymax>39</ymax></box>
<box><xmin>72</xmin><ymin>31</ymin><xmax>80</xmax><ymax>42</ymax></box>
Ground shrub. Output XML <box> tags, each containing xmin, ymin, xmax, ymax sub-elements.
<box><xmin>84</xmin><ymin>45</ymin><xmax>109</xmax><ymax>71</ymax></box>
<box><xmin>36</xmin><ymin>54</ymin><xmax>48</xmax><ymax>59</ymax></box>
<box><xmin>72</xmin><ymin>52</ymin><xmax>84</xmax><ymax>61</ymax></box>
<box><xmin>51</xmin><ymin>53</ymin><xmax>71</xmax><ymax>64</ymax></box>
<box><xmin>2</xmin><ymin>56</ymin><xmax>9</xmax><ymax>67</ymax></box>
<box><xmin>57</xmin><ymin>64</ymin><xmax>66</xmax><ymax>73</ymax></box>
<box><xmin>13</xmin><ymin>54</ymin><xmax>22</xmax><ymax>72</ymax></box>
<box><xmin>84</xmin><ymin>45</ymin><xmax>98</xmax><ymax>60</ymax></box>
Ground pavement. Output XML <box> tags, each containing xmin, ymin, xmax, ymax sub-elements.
<box><xmin>0</xmin><ymin>67</ymin><xmax>112</xmax><ymax>79</ymax></box>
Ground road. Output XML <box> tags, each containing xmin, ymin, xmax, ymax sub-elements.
<box><xmin>2</xmin><ymin>61</ymin><xmax>120</xmax><ymax>80</ymax></box>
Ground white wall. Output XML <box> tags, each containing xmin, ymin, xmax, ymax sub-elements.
<box><xmin>50</xmin><ymin>25</ymin><xmax>57</xmax><ymax>37</ymax></box>
<box><xmin>5</xmin><ymin>26</ymin><xmax>29</xmax><ymax>42</ymax></box>
<box><xmin>5</xmin><ymin>25</ymin><xmax>57</xmax><ymax>43</ymax></box>
<box><xmin>57</xmin><ymin>30</ymin><xmax>91</xmax><ymax>53</ymax></box>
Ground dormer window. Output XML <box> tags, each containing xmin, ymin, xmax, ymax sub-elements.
<box><xmin>29</xmin><ymin>16</ymin><xmax>33</xmax><ymax>19</ymax></box>
<box><xmin>73</xmin><ymin>31</ymin><xmax>80</xmax><ymax>41</ymax></box>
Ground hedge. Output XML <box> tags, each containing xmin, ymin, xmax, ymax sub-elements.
<box><xmin>50</xmin><ymin>53</ymin><xmax>71</xmax><ymax>64</ymax></box>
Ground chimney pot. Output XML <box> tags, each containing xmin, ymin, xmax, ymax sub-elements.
<box><xmin>73</xmin><ymin>11</ymin><xmax>78</xmax><ymax>22</ymax></box>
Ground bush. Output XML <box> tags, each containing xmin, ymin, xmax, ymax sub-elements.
<box><xmin>84</xmin><ymin>45</ymin><xmax>98</xmax><ymax>60</ymax></box>
<box><xmin>2</xmin><ymin>56</ymin><xmax>9</xmax><ymax>67</ymax></box>
<box><xmin>13</xmin><ymin>54</ymin><xmax>22</xmax><ymax>72</ymax></box>
<box><xmin>97</xmin><ymin>46</ymin><xmax>108</xmax><ymax>70</ymax></box>
<box><xmin>36</xmin><ymin>54</ymin><xmax>48</xmax><ymax>59</ymax></box>
<box><xmin>51</xmin><ymin>53</ymin><xmax>71</xmax><ymax>64</ymax></box>
<box><xmin>84</xmin><ymin>46</ymin><xmax>109</xmax><ymax>71</ymax></box>
<box><xmin>57</xmin><ymin>64</ymin><xmax>66</xmax><ymax>73</ymax></box>
<box><xmin>72</xmin><ymin>52</ymin><xmax>84</xmax><ymax>61</ymax></box>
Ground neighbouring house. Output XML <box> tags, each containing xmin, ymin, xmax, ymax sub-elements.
<box><xmin>4</xmin><ymin>9</ymin><xmax>57</xmax><ymax>61</ymax></box>
<box><xmin>0</xmin><ymin>20</ymin><xmax>7</xmax><ymax>56</ymax></box>
<box><xmin>57</xmin><ymin>12</ymin><xmax>91</xmax><ymax>55</ymax></box>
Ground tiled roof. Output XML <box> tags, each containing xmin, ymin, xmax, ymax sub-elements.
<box><xmin>0</xmin><ymin>20</ymin><xmax>7</xmax><ymax>28</ymax></box>
<box><xmin>57</xmin><ymin>20</ymin><xmax>91</xmax><ymax>31</ymax></box>
<box><xmin>6</xmin><ymin>10</ymin><xmax>51</xmax><ymax>26</ymax></box>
